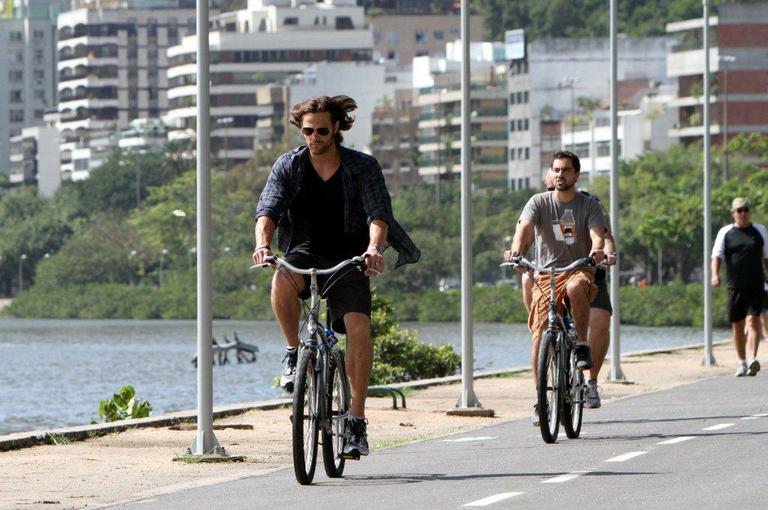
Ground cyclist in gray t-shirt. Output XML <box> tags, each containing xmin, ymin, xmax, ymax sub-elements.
<box><xmin>505</xmin><ymin>151</ymin><xmax>605</xmax><ymax>423</ymax></box>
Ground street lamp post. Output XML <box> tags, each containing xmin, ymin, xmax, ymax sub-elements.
<box><xmin>18</xmin><ymin>254</ymin><xmax>28</xmax><ymax>293</ymax></box>
<box><xmin>719</xmin><ymin>55</ymin><xmax>735</xmax><ymax>181</ymax></box>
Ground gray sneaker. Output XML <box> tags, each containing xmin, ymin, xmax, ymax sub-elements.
<box><xmin>279</xmin><ymin>348</ymin><xmax>298</xmax><ymax>393</ymax></box>
<box><xmin>585</xmin><ymin>380</ymin><xmax>601</xmax><ymax>409</ymax></box>
<box><xmin>342</xmin><ymin>417</ymin><xmax>369</xmax><ymax>458</ymax></box>
<box><xmin>735</xmin><ymin>364</ymin><xmax>749</xmax><ymax>377</ymax></box>
<box><xmin>748</xmin><ymin>359</ymin><xmax>761</xmax><ymax>376</ymax></box>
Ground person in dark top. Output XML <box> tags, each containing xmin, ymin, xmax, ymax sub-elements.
<box><xmin>252</xmin><ymin>95</ymin><xmax>420</xmax><ymax>459</ymax></box>
<box><xmin>711</xmin><ymin>197</ymin><xmax>768</xmax><ymax>377</ymax></box>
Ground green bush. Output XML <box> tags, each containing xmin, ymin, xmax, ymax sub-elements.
<box><xmin>369</xmin><ymin>294</ymin><xmax>460</xmax><ymax>384</ymax></box>
<box><xmin>96</xmin><ymin>385</ymin><xmax>152</xmax><ymax>423</ymax></box>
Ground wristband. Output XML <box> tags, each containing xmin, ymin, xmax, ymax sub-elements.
<box><xmin>254</xmin><ymin>243</ymin><xmax>271</xmax><ymax>252</ymax></box>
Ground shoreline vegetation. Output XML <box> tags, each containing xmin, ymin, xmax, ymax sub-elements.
<box><xmin>4</xmin><ymin>281</ymin><xmax>730</xmax><ymax>328</ymax></box>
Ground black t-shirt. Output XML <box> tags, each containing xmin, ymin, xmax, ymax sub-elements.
<box><xmin>712</xmin><ymin>223</ymin><xmax>768</xmax><ymax>289</ymax></box>
<box><xmin>289</xmin><ymin>157</ymin><xmax>369</xmax><ymax>260</ymax></box>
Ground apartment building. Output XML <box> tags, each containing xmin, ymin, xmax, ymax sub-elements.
<box><xmin>0</xmin><ymin>1</ymin><xmax>59</xmax><ymax>176</ymax></box>
<box><xmin>165</xmin><ymin>0</ymin><xmax>373</xmax><ymax>168</ymax></box>
<box><xmin>56</xmin><ymin>2</ymin><xmax>196</xmax><ymax>180</ymax></box>
<box><xmin>507</xmin><ymin>36</ymin><xmax>674</xmax><ymax>190</ymax></box>
<box><xmin>666</xmin><ymin>3</ymin><xmax>768</xmax><ymax>147</ymax></box>
<box><xmin>8</xmin><ymin>126</ymin><xmax>60</xmax><ymax>197</ymax></box>
<box><xmin>369</xmin><ymin>88</ymin><xmax>418</xmax><ymax>191</ymax></box>
<box><xmin>414</xmin><ymin>41</ymin><xmax>509</xmax><ymax>187</ymax></box>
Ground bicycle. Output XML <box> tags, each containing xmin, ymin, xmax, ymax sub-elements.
<box><xmin>251</xmin><ymin>255</ymin><xmax>366</xmax><ymax>485</ymax></box>
<box><xmin>501</xmin><ymin>256</ymin><xmax>595</xmax><ymax>444</ymax></box>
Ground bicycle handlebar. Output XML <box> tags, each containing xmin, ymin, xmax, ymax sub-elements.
<box><xmin>500</xmin><ymin>256</ymin><xmax>595</xmax><ymax>275</ymax></box>
<box><xmin>250</xmin><ymin>255</ymin><xmax>368</xmax><ymax>275</ymax></box>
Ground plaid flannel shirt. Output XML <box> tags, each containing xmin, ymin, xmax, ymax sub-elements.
<box><xmin>255</xmin><ymin>145</ymin><xmax>420</xmax><ymax>268</ymax></box>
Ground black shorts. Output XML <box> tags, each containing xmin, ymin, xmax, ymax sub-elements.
<box><xmin>282</xmin><ymin>250</ymin><xmax>371</xmax><ymax>334</ymax></box>
<box><xmin>727</xmin><ymin>287</ymin><xmax>765</xmax><ymax>323</ymax></box>
<box><xmin>591</xmin><ymin>279</ymin><xmax>613</xmax><ymax>314</ymax></box>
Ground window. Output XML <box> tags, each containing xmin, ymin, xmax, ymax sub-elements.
<box><xmin>11</xmin><ymin>51</ymin><xmax>24</xmax><ymax>63</ymax></box>
<box><xmin>9</xmin><ymin>70</ymin><xmax>23</xmax><ymax>82</ymax></box>
<box><xmin>433</xmin><ymin>30</ymin><xmax>444</xmax><ymax>40</ymax></box>
<box><xmin>34</xmin><ymin>90</ymin><xmax>45</xmax><ymax>100</ymax></box>
<box><xmin>34</xmin><ymin>69</ymin><xmax>44</xmax><ymax>80</ymax></box>
<box><xmin>523</xmin><ymin>91</ymin><xmax>529</xmax><ymax>103</ymax></box>
<box><xmin>415</xmin><ymin>30</ymin><xmax>426</xmax><ymax>44</ymax></box>
<box><xmin>517</xmin><ymin>148</ymin><xmax>524</xmax><ymax>159</ymax></box>
<box><xmin>167</xmin><ymin>18</ymin><xmax>178</xmax><ymax>43</ymax></box>
<box><xmin>387</xmin><ymin>30</ymin><xmax>399</xmax><ymax>45</ymax></box>
<box><xmin>34</xmin><ymin>49</ymin><xmax>44</xmax><ymax>65</ymax></box>
<box><xmin>35</xmin><ymin>109</ymin><xmax>44</xmax><ymax>119</ymax></box>
<box><xmin>335</xmin><ymin>16</ymin><xmax>353</xmax><ymax>30</ymax></box>
<box><xmin>517</xmin><ymin>119</ymin><xmax>523</xmax><ymax>130</ymax></box>
<box><xmin>510</xmin><ymin>148</ymin><xmax>516</xmax><ymax>160</ymax></box>
<box><xmin>524</xmin><ymin>118</ymin><xmax>529</xmax><ymax>130</ymax></box>
<box><xmin>373</xmin><ymin>30</ymin><xmax>381</xmax><ymax>44</ymax></box>
<box><xmin>33</xmin><ymin>29</ymin><xmax>45</xmax><ymax>40</ymax></box>
<box><xmin>10</xmin><ymin>90</ymin><xmax>23</xmax><ymax>103</ymax></box>
<box><xmin>524</xmin><ymin>147</ymin><xmax>530</xmax><ymax>159</ymax></box>
<box><xmin>509</xmin><ymin>93</ymin><xmax>516</xmax><ymax>105</ymax></box>
<box><xmin>283</xmin><ymin>17</ymin><xmax>298</xmax><ymax>26</ymax></box>
<box><xmin>10</xmin><ymin>110</ymin><xmax>24</xmax><ymax>122</ymax></box>
<box><xmin>147</xmin><ymin>18</ymin><xmax>158</xmax><ymax>37</ymax></box>
<box><xmin>9</xmin><ymin>31</ymin><xmax>22</xmax><ymax>42</ymax></box>
<box><xmin>510</xmin><ymin>121</ymin><xmax>516</xmax><ymax>132</ymax></box>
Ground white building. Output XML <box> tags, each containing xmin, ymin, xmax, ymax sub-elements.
<box><xmin>56</xmin><ymin>3</ymin><xmax>196</xmax><ymax>180</ymax></box>
<box><xmin>561</xmin><ymin>87</ymin><xmax>677</xmax><ymax>179</ymax></box>
<box><xmin>507</xmin><ymin>36</ymin><xmax>675</xmax><ymax>190</ymax></box>
<box><xmin>0</xmin><ymin>2</ymin><xmax>59</xmax><ymax>176</ymax></box>
<box><xmin>165</xmin><ymin>0</ymin><xmax>373</xmax><ymax>167</ymax></box>
<box><xmin>8</xmin><ymin>126</ymin><xmax>61</xmax><ymax>197</ymax></box>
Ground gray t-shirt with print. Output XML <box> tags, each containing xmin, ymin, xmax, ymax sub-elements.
<box><xmin>520</xmin><ymin>191</ymin><xmax>605</xmax><ymax>268</ymax></box>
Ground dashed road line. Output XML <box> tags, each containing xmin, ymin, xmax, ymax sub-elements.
<box><xmin>542</xmin><ymin>471</ymin><xmax>589</xmax><ymax>484</ymax></box>
<box><xmin>658</xmin><ymin>436</ymin><xmax>696</xmax><ymax>445</ymax></box>
<box><xmin>463</xmin><ymin>492</ymin><xmax>524</xmax><ymax>507</ymax></box>
<box><xmin>442</xmin><ymin>436</ymin><xmax>497</xmax><ymax>443</ymax></box>
<box><xmin>605</xmin><ymin>451</ymin><xmax>647</xmax><ymax>463</ymax></box>
<box><xmin>702</xmin><ymin>423</ymin><xmax>735</xmax><ymax>431</ymax></box>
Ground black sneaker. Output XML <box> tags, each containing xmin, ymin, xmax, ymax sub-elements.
<box><xmin>280</xmin><ymin>348</ymin><xmax>298</xmax><ymax>393</ymax></box>
<box><xmin>342</xmin><ymin>417</ymin><xmax>369</xmax><ymax>458</ymax></box>
<box><xmin>574</xmin><ymin>342</ymin><xmax>593</xmax><ymax>370</ymax></box>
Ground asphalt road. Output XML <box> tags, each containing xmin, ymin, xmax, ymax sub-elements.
<box><xmin>114</xmin><ymin>373</ymin><xmax>768</xmax><ymax>510</ymax></box>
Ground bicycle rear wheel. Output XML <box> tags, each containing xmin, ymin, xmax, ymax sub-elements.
<box><xmin>292</xmin><ymin>347</ymin><xmax>319</xmax><ymax>485</ymax></box>
<box><xmin>322</xmin><ymin>350</ymin><xmax>349</xmax><ymax>478</ymax></box>
<box><xmin>561</xmin><ymin>342</ymin><xmax>584</xmax><ymax>439</ymax></box>
<box><xmin>537</xmin><ymin>330</ymin><xmax>561</xmax><ymax>444</ymax></box>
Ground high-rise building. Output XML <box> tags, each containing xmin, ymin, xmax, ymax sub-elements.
<box><xmin>166</xmin><ymin>0</ymin><xmax>373</xmax><ymax>168</ymax></box>
<box><xmin>369</xmin><ymin>88</ymin><xmax>418</xmax><ymax>191</ymax></box>
<box><xmin>0</xmin><ymin>0</ymin><xmax>59</xmax><ymax>176</ymax></box>
<box><xmin>56</xmin><ymin>3</ymin><xmax>196</xmax><ymax>180</ymax></box>
<box><xmin>8</xmin><ymin>126</ymin><xmax>61</xmax><ymax>197</ymax></box>
<box><xmin>666</xmin><ymin>3</ymin><xmax>768</xmax><ymax>149</ymax></box>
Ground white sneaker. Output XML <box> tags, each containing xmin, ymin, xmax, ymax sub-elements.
<box><xmin>735</xmin><ymin>364</ymin><xmax>749</xmax><ymax>377</ymax></box>
<box><xmin>748</xmin><ymin>358</ymin><xmax>761</xmax><ymax>376</ymax></box>
<box><xmin>585</xmin><ymin>380</ymin><xmax>601</xmax><ymax>409</ymax></box>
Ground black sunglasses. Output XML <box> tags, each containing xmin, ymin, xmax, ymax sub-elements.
<box><xmin>301</xmin><ymin>127</ymin><xmax>330</xmax><ymax>136</ymax></box>
<box><xmin>735</xmin><ymin>207</ymin><xmax>750</xmax><ymax>213</ymax></box>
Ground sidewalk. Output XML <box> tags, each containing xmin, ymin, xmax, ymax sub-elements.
<box><xmin>0</xmin><ymin>342</ymin><xmax>740</xmax><ymax>510</ymax></box>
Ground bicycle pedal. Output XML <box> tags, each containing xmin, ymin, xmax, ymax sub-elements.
<box><xmin>340</xmin><ymin>451</ymin><xmax>361</xmax><ymax>461</ymax></box>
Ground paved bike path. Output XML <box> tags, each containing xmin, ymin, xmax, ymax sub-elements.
<box><xmin>112</xmin><ymin>374</ymin><xmax>768</xmax><ymax>509</ymax></box>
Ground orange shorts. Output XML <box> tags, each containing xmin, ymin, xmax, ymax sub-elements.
<box><xmin>528</xmin><ymin>270</ymin><xmax>597</xmax><ymax>335</ymax></box>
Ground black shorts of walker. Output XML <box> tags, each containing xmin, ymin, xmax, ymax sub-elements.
<box><xmin>591</xmin><ymin>268</ymin><xmax>613</xmax><ymax>314</ymax></box>
<box><xmin>282</xmin><ymin>249</ymin><xmax>371</xmax><ymax>334</ymax></box>
<box><xmin>727</xmin><ymin>287</ymin><xmax>765</xmax><ymax>323</ymax></box>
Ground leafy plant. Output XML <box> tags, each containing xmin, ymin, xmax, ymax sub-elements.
<box><xmin>97</xmin><ymin>385</ymin><xmax>152</xmax><ymax>423</ymax></box>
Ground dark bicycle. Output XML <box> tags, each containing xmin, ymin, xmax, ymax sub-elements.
<box><xmin>501</xmin><ymin>256</ymin><xmax>595</xmax><ymax>443</ymax></box>
<box><xmin>252</xmin><ymin>256</ymin><xmax>366</xmax><ymax>484</ymax></box>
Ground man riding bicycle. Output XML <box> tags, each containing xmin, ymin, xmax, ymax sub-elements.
<box><xmin>504</xmin><ymin>150</ymin><xmax>606</xmax><ymax>424</ymax></box>
<box><xmin>252</xmin><ymin>95</ymin><xmax>420</xmax><ymax>459</ymax></box>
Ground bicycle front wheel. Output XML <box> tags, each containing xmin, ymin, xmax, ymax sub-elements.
<box><xmin>562</xmin><ymin>343</ymin><xmax>584</xmax><ymax>439</ymax></box>
<box><xmin>537</xmin><ymin>330</ymin><xmax>560</xmax><ymax>443</ymax></box>
<box><xmin>292</xmin><ymin>347</ymin><xmax>320</xmax><ymax>485</ymax></box>
<box><xmin>322</xmin><ymin>349</ymin><xmax>350</xmax><ymax>478</ymax></box>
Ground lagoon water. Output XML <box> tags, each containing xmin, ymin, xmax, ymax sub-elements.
<box><xmin>0</xmin><ymin>319</ymin><xmax>726</xmax><ymax>435</ymax></box>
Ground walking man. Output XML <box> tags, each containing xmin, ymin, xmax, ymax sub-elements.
<box><xmin>252</xmin><ymin>95</ymin><xmax>420</xmax><ymax>458</ymax></box>
<box><xmin>711</xmin><ymin>197</ymin><xmax>768</xmax><ymax>377</ymax></box>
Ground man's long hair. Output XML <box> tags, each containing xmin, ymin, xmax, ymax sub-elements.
<box><xmin>289</xmin><ymin>95</ymin><xmax>357</xmax><ymax>145</ymax></box>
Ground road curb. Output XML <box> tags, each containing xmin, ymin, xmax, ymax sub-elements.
<box><xmin>0</xmin><ymin>340</ymin><xmax>729</xmax><ymax>452</ymax></box>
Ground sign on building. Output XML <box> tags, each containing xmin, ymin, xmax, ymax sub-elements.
<box><xmin>504</xmin><ymin>29</ymin><xmax>525</xmax><ymax>61</ymax></box>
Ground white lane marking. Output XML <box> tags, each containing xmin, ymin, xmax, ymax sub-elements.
<box><xmin>442</xmin><ymin>436</ymin><xmax>497</xmax><ymax>443</ymax></box>
<box><xmin>741</xmin><ymin>416</ymin><xmax>759</xmax><ymax>420</ymax></box>
<box><xmin>463</xmin><ymin>492</ymin><xmax>524</xmax><ymax>507</ymax></box>
<box><xmin>542</xmin><ymin>471</ymin><xmax>589</xmax><ymax>484</ymax></box>
<box><xmin>605</xmin><ymin>451</ymin><xmax>647</xmax><ymax>462</ymax></box>
<box><xmin>703</xmin><ymin>423</ymin><xmax>735</xmax><ymax>431</ymax></box>
<box><xmin>752</xmin><ymin>413</ymin><xmax>768</xmax><ymax>417</ymax></box>
<box><xmin>658</xmin><ymin>436</ymin><xmax>696</xmax><ymax>445</ymax></box>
